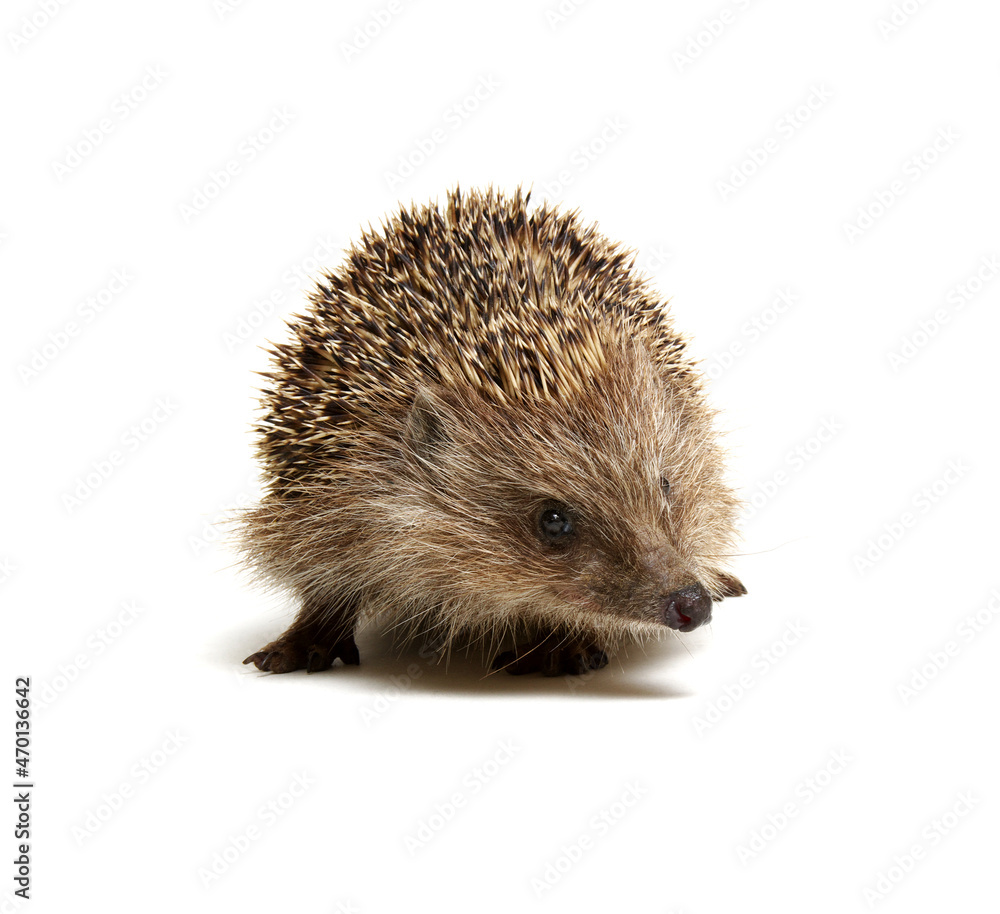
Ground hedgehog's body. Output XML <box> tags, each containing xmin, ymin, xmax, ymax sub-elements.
<box><xmin>240</xmin><ymin>188</ymin><xmax>744</xmax><ymax>676</ymax></box>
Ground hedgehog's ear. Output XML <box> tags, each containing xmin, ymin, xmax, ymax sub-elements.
<box><xmin>711</xmin><ymin>571</ymin><xmax>747</xmax><ymax>600</ymax></box>
<box><xmin>406</xmin><ymin>387</ymin><xmax>453</xmax><ymax>464</ymax></box>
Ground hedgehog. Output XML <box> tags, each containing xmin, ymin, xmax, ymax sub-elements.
<box><xmin>238</xmin><ymin>186</ymin><xmax>745</xmax><ymax>677</ymax></box>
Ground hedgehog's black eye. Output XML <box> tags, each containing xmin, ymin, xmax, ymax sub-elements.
<box><xmin>661</xmin><ymin>477</ymin><xmax>671</xmax><ymax>497</ymax></box>
<box><xmin>538</xmin><ymin>506</ymin><xmax>575</xmax><ymax>544</ymax></box>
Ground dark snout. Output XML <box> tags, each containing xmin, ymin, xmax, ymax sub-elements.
<box><xmin>660</xmin><ymin>584</ymin><xmax>713</xmax><ymax>632</ymax></box>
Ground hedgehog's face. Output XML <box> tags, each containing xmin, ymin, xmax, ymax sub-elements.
<box><xmin>524</xmin><ymin>497</ymin><xmax>720</xmax><ymax>633</ymax></box>
<box><xmin>402</xmin><ymin>351</ymin><xmax>744</xmax><ymax>637</ymax></box>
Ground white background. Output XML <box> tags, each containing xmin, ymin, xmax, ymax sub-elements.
<box><xmin>3</xmin><ymin>0</ymin><xmax>998</xmax><ymax>911</ymax></box>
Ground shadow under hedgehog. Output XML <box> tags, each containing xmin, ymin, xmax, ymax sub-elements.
<box><xmin>238</xmin><ymin>186</ymin><xmax>745</xmax><ymax>678</ymax></box>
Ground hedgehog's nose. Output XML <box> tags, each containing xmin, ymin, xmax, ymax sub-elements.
<box><xmin>660</xmin><ymin>584</ymin><xmax>712</xmax><ymax>631</ymax></box>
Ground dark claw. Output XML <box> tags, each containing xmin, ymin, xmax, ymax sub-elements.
<box><xmin>338</xmin><ymin>638</ymin><xmax>361</xmax><ymax>666</ymax></box>
<box><xmin>242</xmin><ymin>651</ymin><xmax>273</xmax><ymax>671</ymax></box>
<box><xmin>306</xmin><ymin>649</ymin><xmax>330</xmax><ymax>673</ymax></box>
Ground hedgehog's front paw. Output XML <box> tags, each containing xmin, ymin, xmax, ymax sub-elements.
<box><xmin>492</xmin><ymin>636</ymin><xmax>608</xmax><ymax>677</ymax></box>
<box><xmin>243</xmin><ymin>640</ymin><xmax>307</xmax><ymax>674</ymax></box>
<box><xmin>243</xmin><ymin>633</ymin><xmax>360</xmax><ymax>674</ymax></box>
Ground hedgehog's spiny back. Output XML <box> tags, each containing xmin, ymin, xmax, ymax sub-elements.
<box><xmin>256</xmin><ymin>187</ymin><xmax>695</xmax><ymax>487</ymax></box>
